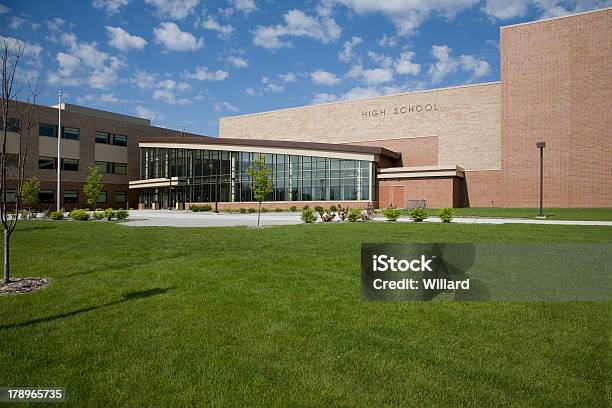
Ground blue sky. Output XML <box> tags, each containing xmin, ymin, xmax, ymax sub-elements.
<box><xmin>1</xmin><ymin>0</ymin><xmax>610</xmax><ymax>136</ymax></box>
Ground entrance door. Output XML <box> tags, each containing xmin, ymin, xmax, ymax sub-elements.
<box><xmin>391</xmin><ymin>185</ymin><xmax>405</xmax><ymax>209</ymax></box>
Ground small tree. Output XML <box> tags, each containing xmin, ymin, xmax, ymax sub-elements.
<box><xmin>83</xmin><ymin>166</ymin><xmax>103</xmax><ymax>211</ymax></box>
<box><xmin>21</xmin><ymin>177</ymin><xmax>40</xmax><ymax>218</ymax></box>
<box><xmin>247</xmin><ymin>156</ymin><xmax>272</xmax><ymax>227</ymax></box>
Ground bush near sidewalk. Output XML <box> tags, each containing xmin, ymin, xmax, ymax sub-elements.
<box><xmin>382</xmin><ymin>208</ymin><xmax>402</xmax><ymax>221</ymax></box>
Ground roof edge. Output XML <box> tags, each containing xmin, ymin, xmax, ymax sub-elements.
<box><xmin>500</xmin><ymin>6</ymin><xmax>611</xmax><ymax>30</ymax></box>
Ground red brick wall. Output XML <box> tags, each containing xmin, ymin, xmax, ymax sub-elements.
<box><xmin>187</xmin><ymin>201</ymin><xmax>377</xmax><ymax>210</ymax></box>
<box><xmin>500</xmin><ymin>9</ymin><xmax>612</xmax><ymax>207</ymax></box>
<box><xmin>379</xmin><ymin>178</ymin><xmax>457</xmax><ymax>209</ymax></box>
<box><xmin>350</xmin><ymin>136</ymin><xmax>438</xmax><ymax>167</ymax></box>
<box><xmin>460</xmin><ymin>170</ymin><xmax>502</xmax><ymax>207</ymax></box>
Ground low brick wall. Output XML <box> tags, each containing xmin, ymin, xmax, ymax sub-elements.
<box><xmin>186</xmin><ymin>201</ymin><xmax>378</xmax><ymax>211</ymax></box>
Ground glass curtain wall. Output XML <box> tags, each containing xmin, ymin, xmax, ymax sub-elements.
<box><xmin>139</xmin><ymin>147</ymin><xmax>373</xmax><ymax>205</ymax></box>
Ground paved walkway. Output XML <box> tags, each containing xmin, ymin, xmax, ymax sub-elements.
<box><xmin>121</xmin><ymin>210</ymin><xmax>612</xmax><ymax>228</ymax></box>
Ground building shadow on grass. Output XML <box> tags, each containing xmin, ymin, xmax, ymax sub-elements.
<box><xmin>0</xmin><ymin>287</ymin><xmax>175</xmax><ymax>331</ymax></box>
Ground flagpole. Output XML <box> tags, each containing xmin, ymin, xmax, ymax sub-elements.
<box><xmin>57</xmin><ymin>91</ymin><xmax>61</xmax><ymax>212</ymax></box>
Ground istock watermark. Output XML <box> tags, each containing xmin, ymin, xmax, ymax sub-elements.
<box><xmin>361</xmin><ymin>243</ymin><xmax>611</xmax><ymax>301</ymax></box>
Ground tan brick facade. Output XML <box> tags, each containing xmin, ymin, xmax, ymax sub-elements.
<box><xmin>349</xmin><ymin>136</ymin><xmax>437</xmax><ymax>167</ymax></box>
<box><xmin>500</xmin><ymin>9</ymin><xmax>612</xmax><ymax>207</ymax></box>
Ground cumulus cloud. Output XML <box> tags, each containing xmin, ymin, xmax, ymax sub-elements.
<box><xmin>378</xmin><ymin>34</ymin><xmax>397</xmax><ymax>47</ymax></box>
<box><xmin>227</xmin><ymin>55</ymin><xmax>248</xmax><ymax>68</ymax></box>
<box><xmin>428</xmin><ymin>44</ymin><xmax>490</xmax><ymax>83</ymax></box>
<box><xmin>261</xmin><ymin>76</ymin><xmax>284</xmax><ymax>92</ymax></box>
<box><xmin>183</xmin><ymin>66</ymin><xmax>229</xmax><ymax>81</ymax></box>
<box><xmin>312</xmin><ymin>83</ymin><xmax>426</xmax><ymax>104</ymax></box>
<box><xmin>153</xmin><ymin>22</ymin><xmax>204</xmax><ymax>51</ymax></box>
<box><xmin>92</xmin><ymin>0</ymin><xmax>130</xmax><ymax>14</ymax></box>
<box><xmin>202</xmin><ymin>17</ymin><xmax>234</xmax><ymax>38</ymax></box>
<box><xmin>328</xmin><ymin>0</ymin><xmax>479</xmax><ymax>36</ymax></box>
<box><xmin>483</xmin><ymin>0</ymin><xmax>529</xmax><ymax>19</ymax></box>
<box><xmin>135</xmin><ymin>105</ymin><xmax>159</xmax><ymax>121</ymax></box>
<box><xmin>346</xmin><ymin>64</ymin><xmax>394</xmax><ymax>85</ymax></box>
<box><xmin>394</xmin><ymin>51</ymin><xmax>421</xmax><ymax>75</ymax></box>
<box><xmin>338</xmin><ymin>36</ymin><xmax>362</xmax><ymax>62</ymax></box>
<box><xmin>230</xmin><ymin>0</ymin><xmax>256</xmax><ymax>14</ymax></box>
<box><xmin>214</xmin><ymin>101</ymin><xmax>239</xmax><ymax>112</ymax></box>
<box><xmin>253</xmin><ymin>9</ymin><xmax>341</xmax><ymax>49</ymax></box>
<box><xmin>367</xmin><ymin>51</ymin><xmax>393</xmax><ymax>68</ymax></box>
<box><xmin>106</xmin><ymin>26</ymin><xmax>147</xmax><ymax>51</ymax></box>
<box><xmin>311</xmin><ymin>70</ymin><xmax>341</xmax><ymax>85</ymax></box>
<box><xmin>145</xmin><ymin>0</ymin><xmax>199</xmax><ymax>20</ymax></box>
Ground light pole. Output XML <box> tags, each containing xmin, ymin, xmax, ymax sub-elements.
<box><xmin>56</xmin><ymin>91</ymin><xmax>62</xmax><ymax>212</ymax></box>
<box><xmin>536</xmin><ymin>141</ymin><xmax>546</xmax><ymax>219</ymax></box>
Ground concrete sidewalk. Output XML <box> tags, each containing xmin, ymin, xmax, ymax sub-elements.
<box><xmin>120</xmin><ymin>210</ymin><xmax>612</xmax><ymax>228</ymax></box>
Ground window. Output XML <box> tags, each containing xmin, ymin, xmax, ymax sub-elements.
<box><xmin>62</xmin><ymin>158</ymin><xmax>79</xmax><ymax>171</ymax></box>
<box><xmin>63</xmin><ymin>190</ymin><xmax>78</xmax><ymax>203</ymax></box>
<box><xmin>39</xmin><ymin>123</ymin><xmax>56</xmax><ymax>137</ymax></box>
<box><xmin>38</xmin><ymin>156</ymin><xmax>56</xmax><ymax>170</ymax></box>
<box><xmin>95</xmin><ymin>161</ymin><xmax>109</xmax><ymax>173</ymax></box>
<box><xmin>4</xmin><ymin>189</ymin><xmax>16</xmax><ymax>203</ymax></box>
<box><xmin>115</xmin><ymin>191</ymin><xmax>127</xmax><ymax>203</ymax></box>
<box><xmin>2</xmin><ymin>118</ymin><xmax>19</xmax><ymax>132</ymax></box>
<box><xmin>97</xmin><ymin>191</ymin><xmax>107</xmax><ymax>203</ymax></box>
<box><xmin>113</xmin><ymin>134</ymin><xmax>128</xmax><ymax>146</ymax></box>
<box><xmin>38</xmin><ymin>190</ymin><xmax>54</xmax><ymax>203</ymax></box>
<box><xmin>63</xmin><ymin>127</ymin><xmax>79</xmax><ymax>140</ymax></box>
<box><xmin>113</xmin><ymin>163</ymin><xmax>127</xmax><ymax>175</ymax></box>
<box><xmin>95</xmin><ymin>132</ymin><xmax>110</xmax><ymax>144</ymax></box>
<box><xmin>4</xmin><ymin>153</ymin><xmax>18</xmax><ymax>167</ymax></box>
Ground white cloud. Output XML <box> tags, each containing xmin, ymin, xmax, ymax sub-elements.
<box><xmin>394</xmin><ymin>51</ymin><xmax>421</xmax><ymax>75</ymax></box>
<box><xmin>231</xmin><ymin>0</ymin><xmax>256</xmax><ymax>14</ymax></box>
<box><xmin>145</xmin><ymin>0</ymin><xmax>199</xmax><ymax>20</ymax></box>
<box><xmin>338</xmin><ymin>36</ymin><xmax>362</xmax><ymax>62</ymax></box>
<box><xmin>135</xmin><ymin>105</ymin><xmax>158</xmax><ymax>121</ymax></box>
<box><xmin>428</xmin><ymin>44</ymin><xmax>490</xmax><ymax>83</ymax></box>
<box><xmin>312</xmin><ymin>93</ymin><xmax>338</xmax><ymax>104</ymax></box>
<box><xmin>278</xmin><ymin>72</ymin><xmax>299</xmax><ymax>82</ymax></box>
<box><xmin>0</xmin><ymin>5</ymin><xmax>9</xmax><ymax>14</ymax></box>
<box><xmin>153</xmin><ymin>89</ymin><xmax>191</xmax><ymax>105</ymax></box>
<box><xmin>9</xmin><ymin>16</ymin><xmax>27</xmax><ymax>30</ymax></box>
<box><xmin>132</xmin><ymin>69</ymin><xmax>157</xmax><ymax>89</ymax></box>
<box><xmin>311</xmin><ymin>82</ymin><xmax>427</xmax><ymax>104</ymax></box>
<box><xmin>56</xmin><ymin>52</ymin><xmax>80</xmax><ymax>76</ymax></box>
<box><xmin>329</xmin><ymin>0</ymin><xmax>478</xmax><ymax>36</ymax></box>
<box><xmin>347</xmin><ymin>64</ymin><xmax>394</xmax><ymax>84</ymax></box>
<box><xmin>311</xmin><ymin>70</ymin><xmax>341</xmax><ymax>85</ymax></box>
<box><xmin>106</xmin><ymin>26</ymin><xmax>147</xmax><ymax>51</ymax></box>
<box><xmin>245</xmin><ymin>87</ymin><xmax>257</xmax><ymax>96</ymax></box>
<box><xmin>368</xmin><ymin>51</ymin><xmax>393</xmax><ymax>68</ymax></box>
<box><xmin>183</xmin><ymin>66</ymin><xmax>229</xmax><ymax>81</ymax></box>
<box><xmin>227</xmin><ymin>55</ymin><xmax>248</xmax><ymax>68</ymax></box>
<box><xmin>202</xmin><ymin>17</ymin><xmax>234</xmax><ymax>38</ymax></box>
<box><xmin>92</xmin><ymin>0</ymin><xmax>130</xmax><ymax>14</ymax></box>
<box><xmin>0</xmin><ymin>36</ymin><xmax>42</xmax><ymax>61</ymax></box>
<box><xmin>378</xmin><ymin>34</ymin><xmax>397</xmax><ymax>47</ymax></box>
<box><xmin>79</xmin><ymin>92</ymin><xmax>122</xmax><ymax>104</ymax></box>
<box><xmin>214</xmin><ymin>101</ymin><xmax>239</xmax><ymax>112</ymax></box>
<box><xmin>253</xmin><ymin>9</ymin><xmax>341</xmax><ymax>49</ymax></box>
<box><xmin>153</xmin><ymin>22</ymin><xmax>204</xmax><ymax>51</ymax></box>
<box><xmin>482</xmin><ymin>0</ymin><xmax>529</xmax><ymax>19</ymax></box>
<box><xmin>88</xmin><ymin>66</ymin><xmax>118</xmax><ymax>89</ymax></box>
<box><xmin>261</xmin><ymin>76</ymin><xmax>284</xmax><ymax>92</ymax></box>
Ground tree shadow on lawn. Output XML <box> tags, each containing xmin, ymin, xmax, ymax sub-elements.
<box><xmin>0</xmin><ymin>287</ymin><xmax>175</xmax><ymax>331</ymax></box>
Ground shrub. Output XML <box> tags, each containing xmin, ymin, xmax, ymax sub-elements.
<box><xmin>201</xmin><ymin>204</ymin><xmax>212</xmax><ymax>211</ymax></box>
<box><xmin>191</xmin><ymin>205</ymin><xmax>200</xmax><ymax>212</ymax></box>
<box><xmin>361</xmin><ymin>204</ymin><xmax>375</xmax><ymax>221</ymax></box>
<box><xmin>409</xmin><ymin>207</ymin><xmax>428</xmax><ymax>222</ymax></box>
<box><xmin>348</xmin><ymin>208</ymin><xmax>362</xmax><ymax>222</ymax></box>
<box><xmin>239</xmin><ymin>208</ymin><xmax>247</xmax><ymax>214</ymax></box>
<box><xmin>275</xmin><ymin>208</ymin><xmax>283</xmax><ymax>212</ymax></box>
<box><xmin>103</xmin><ymin>208</ymin><xmax>115</xmax><ymax>221</ymax></box>
<box><xmin>329</xmin><ymin>205</ymin><xmax>338</xmax><ymax>212</ymax></box>
<box><xmin>301</xmin><ymin>208</ymin><xmax>317</xmax><ymax>223</ymax></box>
<box><xmin>247</xmin><ymin>208</ymin><xmax>256</xmax><ymax>213</ymax></box>
<box><xmin>438</xmin><ymin>208</ymin><xmax>455</xmax><ymax>223</ymax></box>
<box><xmin>42</xmin><ymin>209</ymin><xmax>51</xmax><ymax>220</ymax></box>
<box><xmin>50</xmin><ymin>210</ymin><xmax>64</xmax><ymax>220</ymax></box>
<box><xmin>337</xmin><ymin>204</ymin><xmax>348</xmax><ymax>221</ymax></box>
<box><xmin>321</xmin><ymin>210</ymin><xmax>336</xmax><ymax>222</ymax></box>
<box><xmin>382</xmin><ymin>208</ymin><xmax>402</xmax><ymax>221</ymax></box>
<box><xmin>93</xmin><ymin>211</ymin><xmax>105</xmax><ymax>220</ymax></box>
<box><xmin>116</xmin><ymin>209</ymin><xmax>129</xmax><ymax>220</ymax></box>
<box><xmin>19</xmin><ymin>209</ymin><xmax>29</xmax><ymax>220</ymax></box>
<box><xmin>289</xmin><ymin>206</ymin><xmax>297</xmax><ymax>212</ymax></box>
<box><xmin>302</xmin><ymin>205</ymin><xmax>310</xmax><ymax>211</ymax></box>
<box><xmin>69</xmin><ymin>209</ymin><xmax>90</xmax><ymax>221</ymax></box>
<box><xmin>314</xmin><ymin>206</ymin><xmax>325</xmax><ymax>217</ymax></box>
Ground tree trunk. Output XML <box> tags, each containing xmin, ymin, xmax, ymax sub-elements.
<box><xmin>3</xmin><ymin>229</ymin><xmax>9</xmax><ymax>284</ymax></box>
<box><xmin>258</xmin><ymin>202</ymin><xmax>261</xmax><ymax>227</ymax></box>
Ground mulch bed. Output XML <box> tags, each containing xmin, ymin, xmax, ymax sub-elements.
<box><xmin>0</xmin><ymin>277</ymin><xmax>49</xmax><ymax>296</ymax></box>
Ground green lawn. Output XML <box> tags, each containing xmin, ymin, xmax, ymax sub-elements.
<box><xmin>399</xmin><ymin>207</ymin><xmax>612</xmax><ymax>221</ymax></box>
<box><xmin>1</xmin><ymin>221</ymin><xmax>610</xmax><ymax>407</ymax></box>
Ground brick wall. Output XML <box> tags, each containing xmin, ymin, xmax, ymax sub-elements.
<box><xmin>350</xmin><ymin>136</ymin><xmax>438</xmax><ymax>167</ymax></box>
<box><xmin>500</xmin><ymin>9</ymin><xmax>612</xmax><ymax>207</ymax></box>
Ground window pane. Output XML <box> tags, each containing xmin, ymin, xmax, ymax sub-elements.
<box><xmin>63</xmin><ymin>190</ymin><xmax>78</xmax><ymax>203</ymax></box>
<box><xmin>62</xmin><ymin>158</ymin><xmax>79</xmax><ymax>171</ymax></box>
<box><xmin>95</xmin><ymin>161</ymin><xmax>109</xmax><ymax>173</ymax></box>
<box><xmin>5</xmin><ymin>189</ymin><xmax>16</xmax><ymax>203</ymax></box>
<box><xmin>95</xmin><ymin>132</ymin><xmax>110</xmax><ymax>144</ymax></box>
<box><xmin>38</xmin><ymin>190</ymin><xmax>54</xmax><ymax>203</ymax></box>
<box><xmin>115</xmin><ymin>191</ymin><xmax>127</xmax><ymax>203</ymax></box>
<box><xmin>62</xmin><ymin>127</ymin><xmax>79</xmax><ymax>140</ymax></box>
<box><xmin>97</xmin><ymin>191</ymin><xmax>107</xmax><ymax>203</ymax></box>
<box><xmin>39</xmin><ymin>123</ymin><xmax>56</xmax><ymax>137</ymax></box>
<box><xmin>113</xmin><ymin>134</ymin><xmax>127</xmax><ymax>146</ymax></box>
<box><xmin>2</xmin><ymin>118</ymin><xmax>19</xmax><ymax>132</ymax></box>
<box><xmin>38</xmin><ymin>156</ymin><xmax>56</xmax><ymax>169</ymax></box>
<box><xmin>113</xmin><ymin>163</ymin><xmax>127</xmax><ymax>175</ymax></box>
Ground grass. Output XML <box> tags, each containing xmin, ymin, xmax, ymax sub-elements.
<box><xmin>1</xmin><ymin>221</ymin><xmax>610</xmax><ymax>407</ymax></box>
<box><xmin>399</xmin><ymin>207</ymin><xmax>612</xmax><ymax>221</ymax></box>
